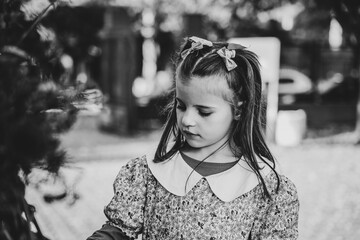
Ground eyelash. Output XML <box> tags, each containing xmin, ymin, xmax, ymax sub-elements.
<box><xmin>176</xmin><ymin>103</ymin><xmax>212</xmax><ymax>117</ymax></box>
<box><xmin>199</xmin><ymin>111</ymin><xmax>212</xmax><ymax>117</ymax></box>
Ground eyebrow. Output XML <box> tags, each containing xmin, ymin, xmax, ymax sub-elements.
<box><xmin>175</xmin><ymin>97</ymin><xmax>215</xmax><ymax>109</ymax></box>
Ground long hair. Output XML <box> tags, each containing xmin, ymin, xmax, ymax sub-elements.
<box><xmin>154</xmin><ymin>37</ymin><xmax>280</xmax><ymax>198</ymax></box>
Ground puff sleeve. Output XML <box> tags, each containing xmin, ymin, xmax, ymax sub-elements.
<box><xmin>103</xmin><ymin>156</ymin><xmax>149</xmax><ymax>239</ymax></box>
<box><xmin>254</xmin><ymin>176</ymin><xmax>300</xmax><ymax>239</ymax></box>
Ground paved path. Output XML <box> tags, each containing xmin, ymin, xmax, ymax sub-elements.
<box><xmin>272</xmin><ymin>144</ymin><xmax>360</xmax><ymax>240</ymax></box>
<box><xmin>25</xmin><ymin>116</ymin><xmax>360</xmax><ymax>240</ymax></box>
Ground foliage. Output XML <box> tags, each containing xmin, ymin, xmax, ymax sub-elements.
<box><xmin>0</xmin><ymin>0</ymin><xmax>84</xmax><ymax>239</ymax></box>
<box><xmin>152</xmin><ymin>0</ymin><xmax>298</xmax><ymax>41</ymax></box>
<box><xmin>310</xmin><ymin>0</ymin><xmax>360</xmax><ymax>141</ymax></box>
<box><xmin>318</xmin><ymin>0</ymin><xmax>360</xmax><ymax>46</ymax></box>
<box><xmin>291</xmin><ymin>7</ymin><xmax>331</xmax><ymax>44</ymax></box>
<box><xmin>42</xmin><ymin>5</ymin><xmax>104</xmax><ymax>63</ymax></box>
<box><xmin>288</xmin><ymin>0</ymin><xmax>359</xmax><ymax>47</ymax></box>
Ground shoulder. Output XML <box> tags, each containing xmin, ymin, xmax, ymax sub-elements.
<box><xmin>113</xmin><ymin>155</ymin><xmax>153</xmax><ymax>189</ymax></box>
<box><xmin>122</xmin><ymin>155</ymin><xmax>149</xmax><ymax>171</ymax></box>
<box><xmin>265</xmin><ymin>172</ymin><xmax>298</xmax><ymax>202</ymax></box>
<box><xmin>256</xmin><ymin>155</ymin><xmax>298</xmax><ymax>200</ymax></box>
<box><xmin>278</xmin><ymin>174</ymin><xmax>298</xmax><ymax>196</ymax></box>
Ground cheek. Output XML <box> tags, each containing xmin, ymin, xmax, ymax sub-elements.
<box><xmin>205</xmin><ymin>113</ymin><xmax>232</xmax><ymax>130</ymax></box>
<box><xmin>209</xmin><ymin>112</ymin><xmax>233</xmax><ymax>132</ymax></box>
<box><xmin>176</xmin><ymin>109</ymin><xmax>183</xmax><ymax>124</ymax></box>
<box><xmin>214</xmin><ymin>109</ymin><xmax>233</xmax><ymax>123</ymax></box>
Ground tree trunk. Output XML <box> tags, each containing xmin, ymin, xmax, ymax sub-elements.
<box><xmin>352</xmin><ymin>34</ymin><xmax>360</xmax><ymax>144</ymax></box>
<box><xmin>355</xmin><ymin>59</ymin><xmax>360</xmax><ymax>144</ymax></box>
<box><xmin>99</xmin><ymin>7</ymin><xmax>138</xmax><ymax>135</ymax></box>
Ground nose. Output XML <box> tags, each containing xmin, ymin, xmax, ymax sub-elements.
<box><xmin>181</xmin><ymin>109</ymin><xmax>196</xmax><ymax>127</ymax></box>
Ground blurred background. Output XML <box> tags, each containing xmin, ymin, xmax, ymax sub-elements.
<box><xmin>1</xmin><ymin>0</ymin><xmax>360</xmax><ymax>239</ymax></box>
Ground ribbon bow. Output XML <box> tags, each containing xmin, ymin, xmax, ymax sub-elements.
<box><xmin>181</xmin><ymin>36</ymin><xmax>213</xmax><ymax>59</ymax></box>
<box><xmin>217</xmin><ymin>47</ymin><xmax>237</xmax><ymax>71</ymax></box>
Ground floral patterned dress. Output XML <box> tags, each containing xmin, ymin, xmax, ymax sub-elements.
<box><xmin>104</xmin><ymin>153</ymin><xmax>299</xmax><ymax>240</ymax></box>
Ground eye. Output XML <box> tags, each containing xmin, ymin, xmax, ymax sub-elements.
<box><xmin>198</xmin><ymin>110</ymin><xmax>212</xmax><ymax>117</ymax></box>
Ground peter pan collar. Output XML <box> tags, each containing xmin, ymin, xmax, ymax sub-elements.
<box><xmin>146</xmin><ymin>151</ymin><xmax>264</xmax><ymax>202</ymax></box>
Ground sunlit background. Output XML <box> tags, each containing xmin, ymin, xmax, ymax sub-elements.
<box><xmin>1</xmin><ymin>0</ymin><xmax>360</xmax><ymax>239</ymax></box>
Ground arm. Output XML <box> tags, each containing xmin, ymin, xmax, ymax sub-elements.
<box><xmin>86</xmin><ymin>156</ymin><xmax>148</xmax><ymax>240</ymax></box>
<box><xmin>86</xmin><ymin>224</ymin><xmax>132</xmax><ymax>240</ymax></box>
<box><xmin>256</xmin><ymin>177</ymin><xmax>300</xmax><ymax>239</ymax></box>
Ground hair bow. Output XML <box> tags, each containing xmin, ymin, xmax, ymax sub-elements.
<box><xmin>217</xmin><ymin>47</ymin><xmax>237</xmax><ymax>71</ymax></box>
<box><xmin>181</xmin><ymin>36</ymin><xmax>213</xmax><ymax>59</ymax></box>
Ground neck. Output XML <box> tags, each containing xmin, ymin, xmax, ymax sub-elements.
<box><xmin>182</xmin><ymin>138</ymin><xmax>236</xmax><ymax>163</ymax></box>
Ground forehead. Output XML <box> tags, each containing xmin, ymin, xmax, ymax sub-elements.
<box><xmin>176</xmin><ymin>75</ymin><xmax>233</xmax><ymax>102</ymax></box>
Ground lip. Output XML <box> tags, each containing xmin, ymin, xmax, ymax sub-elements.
<box><xmin>183</xmin><ymin>130</ymin><xmax>198</xmax><ymax>137</ymax></box>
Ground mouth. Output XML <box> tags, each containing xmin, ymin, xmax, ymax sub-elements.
<box><xmin>183</xmin><ymin>130</ymin><xmax>199</xmax><ymax>137</ymax></box>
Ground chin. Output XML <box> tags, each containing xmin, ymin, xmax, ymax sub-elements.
<box><xmin>185</xmin><ymin>139</ymin><xmax>204</xmax><ymax>149</ymax></box>
<box><xmin>186</xmin><ymin>137</ymin><xmax>229</xmax><ymax>150</ymax></box>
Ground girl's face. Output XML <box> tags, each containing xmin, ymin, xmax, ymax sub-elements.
<box><xmin>176</xmin><ymin>75</ymin><xmax>234</xmax><ymax>154</ymax></box>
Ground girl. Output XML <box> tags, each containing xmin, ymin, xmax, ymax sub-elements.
<box><xmin>87</xmin><ymin>36</ymin><xmax>299</xmax><ymax>239</ymax></box>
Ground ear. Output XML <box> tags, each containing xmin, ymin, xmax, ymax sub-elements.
<box><xmin>233</xmin><ymin>101</ymin><xmax>244</xmax><ymax>120</ymax></box>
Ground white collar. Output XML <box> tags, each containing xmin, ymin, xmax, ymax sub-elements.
<box><xmin>146</xmin><ymin>152</ymin><xmax>264</xmax><ymax>202</ymax></box>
